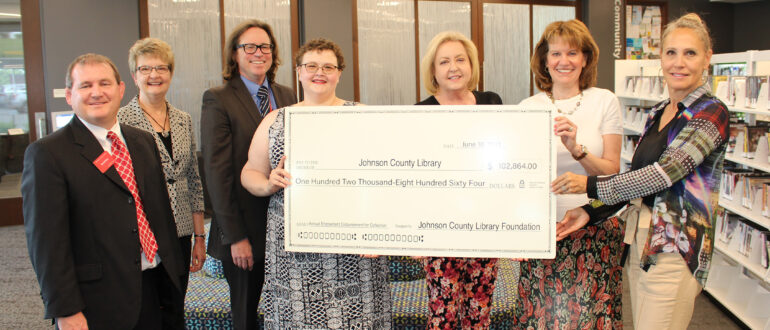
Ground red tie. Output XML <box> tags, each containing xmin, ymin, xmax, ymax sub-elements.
<box><xmin>107</xmin><ymin>131</ymin><xmax>158</xmax><ymax>263</ymax></box>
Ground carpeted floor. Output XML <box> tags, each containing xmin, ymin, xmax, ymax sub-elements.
<box><xmin>0</xmin><ymin>225</ymin><xmax>49</xmax><ymax>328</ymax></box>
<box><xmin>0</xmin><ymin>224</ymin><xmax>744</xmax><ymax>329</ymax></box>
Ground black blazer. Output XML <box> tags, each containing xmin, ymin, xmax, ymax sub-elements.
<box><xmin>200</xmin><ymin>77</ymin><xmax>296</xmax><ymax>260</ymax></box>
<box><xmin>22</xmin><ymin>116</ymin><xmax>183</xmax><ymax>329</ymax></box>
<box><xmin>416</xmin><ymin>90</ymin><xmax>503</xmax><ymax>105</ymax></box>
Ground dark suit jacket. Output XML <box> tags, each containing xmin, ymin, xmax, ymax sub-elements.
<box><xmin>22</xmin><ymin>116</ymin><xmax>183</xmax><ymax>329</ymax></box>
<box><xmin>200</xmin><ymin>77</ymin><xmax>296</xmax><ymax>261</ymax></box>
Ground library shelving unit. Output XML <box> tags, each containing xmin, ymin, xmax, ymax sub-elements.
<box><xmin>614</xmin><ymin>50</ymin><xmax>770</xmax><ymax>330</ymax></box>
<box><xmin>614</xmin><ymin>59</ymin><xmax>665</xmax><ymax>172</ymax></box>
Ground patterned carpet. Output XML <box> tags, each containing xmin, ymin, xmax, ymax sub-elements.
<box><xmin>0</xmin><ymin>224</ymin><xmax>743</xmax><ymax>329</ymax></box>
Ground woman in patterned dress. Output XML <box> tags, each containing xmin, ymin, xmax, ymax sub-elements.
<box><xmin>554</xmin><ymin>13</ymin><xmax>728</xmax><ymax>328</ymax></box>
<box><xmin>241</xmin><ymin>38</ymin><xmax>392</xmax><ymax>329</ymax></box>
<box><xmin>514</xmin><ymin>20</ymin><xmax>624</xmax><ymax>329</ymax></box>
<box><xmin>416</xmin><ymin>31</ymin><xmax>503</xmax><ymax>330</ymax></box>
<box><xmin>117</xmin><ymin>37</ymin><xmax>206</xmax><ymax>327</ymax></box>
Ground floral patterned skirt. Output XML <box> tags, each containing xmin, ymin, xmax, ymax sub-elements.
<box><xmin>424</xmin><ymin>257</ymin><xmax>498</xmax><ymax>329</ymax></box>
<box><xmin>515</xmin><ymin>217</ymin><xmax>625</xmax><ymax>330</ymax></box>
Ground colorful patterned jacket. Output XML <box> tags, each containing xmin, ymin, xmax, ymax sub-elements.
<box><xmin>584</xmin><ymin>85</ymin><xmax>729</xmax><ymax>286</ymax></box>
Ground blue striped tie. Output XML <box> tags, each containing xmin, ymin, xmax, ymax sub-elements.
<box><xmin>257</xmin><ymin>86</ymin><xmax>270</xmax><ymax>117</ymax></box>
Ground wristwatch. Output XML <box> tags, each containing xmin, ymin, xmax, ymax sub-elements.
<box><xmin>572</xmin><ymin>144</ymin><xmax>588</xmax><ymax>160</ymax></box>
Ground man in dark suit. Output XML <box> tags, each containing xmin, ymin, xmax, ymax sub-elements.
<box><xmin>200</xmin><ymin>20</ymin><xmax>296</xmax><ymax>329</ymax></box>
<box><xmin>22</xmin><ymin>53</ymin><xmax>184</xmax><ymax>330</ymax></box>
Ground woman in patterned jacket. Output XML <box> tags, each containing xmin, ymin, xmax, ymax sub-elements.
<box><xmin>553</xmin><ymin>13</ymin><xmax>728</xmax><ymax>328</ymax></box>
<box><xmin>118</xmin><ymin>37</ymin><xmax>207</xmax><ymax>327</ymax></box>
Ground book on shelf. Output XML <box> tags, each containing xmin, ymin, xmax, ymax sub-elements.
<box><xmin>713</xmin><ymin>63</ymin><xmax>746</xmax><ymax>77</ymax></box>
<box><xmin>625</xmin><ymin>76</ymin><xmax>635</xmax><ymax>95</ymax></box>
<box><xmin>733</xmin><ymin>221</ymin><xmax>765</xmax><ymax>266</ymax></box>
<box><xmin>717</xmin><ymin>210</ymin><xmax>740</xmax><ymax>244</ymax></box>
<box><xmin>743</xmin><ymin>176</ymin><xmax>770</xmax><ymax>209</ymax></box>
<box><xmin>762</xmin><ymin>231</ymin><xmax>770</xmax><ymax>269</ymax></box>
<box><xmin>746</xmin><ymin>76</ymin><xmax>768</xmax><ymax>109</ymax></box>
<box><xmin>623</xmin><ymin>106</ymin><xmax>652</xmax><ymax>130</ymax></box>
<box><xmin>713</xmin><ymin>75</ymin><xmax>729</xmax><ymax>104</ymax></box>
<box><xmin>743</xmin><ymin>125</ymin><xmax>769</xmax><ymax>159</ymax></box>
<box><xmin>712</xmin><ymin>76</ymin><xmax>752</xmax><ymax>107</ymax></box>
<box><xmin>634</xmin><ymin>76</ymin><xmax>644</xmax><ymax>95</ymax></box>
<box><xmin>623</xmin><ymin>106</ymin><xmax>637</xmax><ymax>123</ymax></box>
<box><xmin>727</xmin><ymin>123</ymin><xmax>746</xmax><ymax>154</ymax></box>
<box><xmin>721</xmin><ymin>168</ymin><xmax>756</xmax><ymax>200</ymax></box>
<box><xmin>623</xmin><ymin>76</ymin><xmax>665</xmax><ymax>99</ymax></box>
<box><xmin>652</xmin><ymin>76</ymin><xmax>666</xmax><ymax>98</ymax></box>
<box><xmin>732</xmin><ymin>76</ymin><xmax>748</xmax><ymax>108</ymax></box>
<box><xmin>641</xmin><ymin>77</ymin><xmax>652</xmax><ymax>96</ymax></box>
<box><xmin>737</xmin><ymin>221</ymin><xmax>751</xmax><ymax>257</ymax></box>
<box><xmin>635</xmin><ymin>108</ymin><xmax>648</xmax><ymax>127</ymax></box>
<box><xmin>762</xmin><ymin>182</ymin><xmax>770</xmax><ymax>217</ymax></box>
<box><xmin>763</xmin><ymin>78</ymin><xmax>770</xmax><ymax>110</ymax></box>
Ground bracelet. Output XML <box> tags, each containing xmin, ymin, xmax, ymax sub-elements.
<box><xmin>193</xmin><ymin>234</ymin><xmax>205</xmax><ymax>239</ymax></box>
<box><xmin>572</xmin><ymin>144</ymin><xmax>588</xmax><ymax>161</ymax></box>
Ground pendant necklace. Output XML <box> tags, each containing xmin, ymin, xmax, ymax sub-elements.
<box><xmin>548</xmin><ymin>91</ymin><xmax>583</xmax><ymax>115</ymax></box>
<box><xmin>142</xmin><ymin>104</ymin><xmax>170</xmax><ymax>137</ymax></box>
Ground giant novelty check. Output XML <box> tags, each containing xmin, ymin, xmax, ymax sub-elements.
<box><xmin>284</xmin><ymin>105</ymin><xmax>556</xmax><ymax>258</ymax></box>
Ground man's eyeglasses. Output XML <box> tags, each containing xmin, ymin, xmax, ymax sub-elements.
<box><xmin>237</xmin><ymin>43</ymin><xmax>274</xmax><ymax>54</ymax></box>
<box><xmin>136</xmin><ymin>65</ymin><xmax>170</xmax><ymax>75</ymax></box>
<box><xmin>299</xmin><ymin>63</ymin><xmax>339</xmax><ymax>74</ymax></box>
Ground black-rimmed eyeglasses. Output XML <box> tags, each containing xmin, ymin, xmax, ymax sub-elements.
<box><xmin>299</xmin><ymin>63</ymin><xmax>339</xmax><ymax>74</ymax></box>
<box><xmin>237</xmin><ymin>43</ymin><xmax>274</xmax><ymax>54</ymax></box>
<box><xmin>136</xmin><ymin>65</ymin><xmax>170</xmax><ymax>75</ymax></box>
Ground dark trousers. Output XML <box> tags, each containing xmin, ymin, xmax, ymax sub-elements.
<box><xmin>134</xmin><ymin>263</ymin><xmax>183</xmax><ymax>330</ymax></box>
<box><xmin>222</xmin><ymin>255</ymin><xmax>265</xmax><ymax>330</ymax></box>
<box><xmin>159</xmin><ymin>236</ymin><xmax>192</xmax><ymax>330</ymax></box>
<box><xmin>54</xmin><ymin>263</ymin><xmax>182</xmax><ymax>330</ymax></box>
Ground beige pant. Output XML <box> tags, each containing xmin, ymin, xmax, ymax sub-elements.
<box><xmin>625</xmin><ymin>201</ymin><xmax>702</xmax><ymax>330</ymax></box>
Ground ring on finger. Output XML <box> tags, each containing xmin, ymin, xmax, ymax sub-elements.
<box><xmin>568</xmin><ymin>126</ymin><xmax>574</xmax><ymax>132</ymax></box>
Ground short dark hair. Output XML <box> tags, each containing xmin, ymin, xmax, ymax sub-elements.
<box><xmin>294</xmin><ymin>38</ymin><xmax>345</xmax><ymax>71</ymax></box>
<box><xmin>66</xmin><ymin>53</ymin><xmax>121</xmax><ymax>89</ymax></box>
<box><xmin>223</xmin><ymin>20</ymin><xmax>281</xmax><ymax>82</ymax></box>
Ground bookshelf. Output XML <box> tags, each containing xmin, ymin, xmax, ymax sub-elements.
<box><xmin>615</xmin><ymin>50</ymin><xmax>770</xmax><ymax>329</ymax></box>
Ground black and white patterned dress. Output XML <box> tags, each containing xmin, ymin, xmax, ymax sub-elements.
<box><xmin>261</xmin><ymin>103</ymin><xmax>392</xmax><ymax>329</ymax></box>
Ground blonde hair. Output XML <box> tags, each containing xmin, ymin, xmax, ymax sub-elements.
<box><xmin>531</xmin><ymin>20</ymin><xmax>599</xmax><ymax>92</ymax></box>
<box><xmin>128</xmin><ymin>37</ymin><xmax>175</xmax><ymax>76</ymax></box>
<box><xmin>421</xmin><ymin>31</ymin><xmax>480</xmax><ymax>95</ymax></box>
<box><xmin>661</xmin><ymin>13</ymin><xmax>712</xmax><ymax>52</ymax></box>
